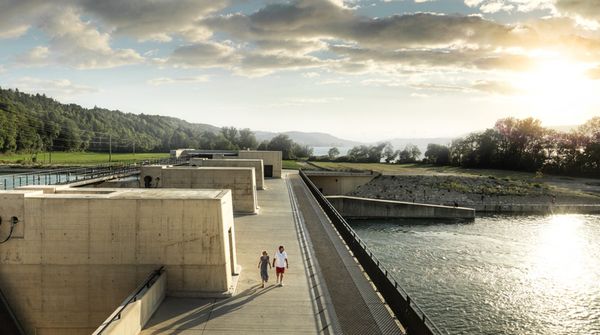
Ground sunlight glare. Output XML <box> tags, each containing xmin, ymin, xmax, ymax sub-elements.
<box><xmin>529</xmin><ymin>215</ymin><xmax>588</xmax><ymax>288</ymax></box>
<box><xmin>513</xmin><ymin>54</ymin><xmax>595</xmax><ymax>125</ymax></box>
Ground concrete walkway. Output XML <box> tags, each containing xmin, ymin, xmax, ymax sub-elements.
<box><xmin>140</xmin><ymin>173</ymin><xmax>320</xmax><ymax>334</ymax></box>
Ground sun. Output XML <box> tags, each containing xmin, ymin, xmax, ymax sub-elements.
<box><xmin>511</xmin><ymin>53</ymin><xmax>596</xmax><ymax>125</ymax></box>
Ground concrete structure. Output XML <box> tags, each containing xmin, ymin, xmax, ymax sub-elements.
<box><xmin>139</xmin><ymin>172</ymin><xmax>321</xmax><ymax>334</ymax></box>
<box><xmin>237</xmin><ymin>151</ymin><xmax>282</xmax><ymax>178</ymax></box>
<box><xmin>190</xmin><ymin>158</ymin><xmax>265</xmax><ymax>190</ymax></box>
<box><xmin>0</xmin><ymin>186</ymin><xmax>237</xmax><ymax>335</ymax></box>
<box><xmin>304</xmin><ymin>171</ymin><xmax>379</xmax><ymax>196</ymax></box>
<box><xmin>327</xmin><ymin>195</ymin><xmax>475</xmax><ymax>219</ymax></box>
<box><xmin>170</xmin><ymin>149</ymin><xmax>237</xmax><ymax>159</ymax></box>
<box><xmin>139</xmin><ymin>166</ymin><xmax>258</xmax><ymax>214</ymax></box>
<box><xmin>169</xmin><ymin>149</ymin><xmax>283</xmax><ymax>178</ymax></box>
<box><xmin>93</xmin><ymin>270</ymin><xmax>166</xmax><ymax>335</ymax></box>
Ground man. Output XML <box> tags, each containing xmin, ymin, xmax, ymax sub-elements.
<box><xmin>272</xmin><ymin>245</ymin><xmax>288</xmax><ymax>286</ymax></box>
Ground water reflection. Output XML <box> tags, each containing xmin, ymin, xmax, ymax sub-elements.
<box><xmin>351</xmin><ymin>215</ymin><xmax>600</xmax><ymax>335</ymax></box>
<box><xmin>530</xmin><ymin>215</ymin><xmax>586</xmax><ymax>286</ymax></box>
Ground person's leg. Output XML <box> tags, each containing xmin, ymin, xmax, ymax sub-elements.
<box><xmin>280</xmin><ymin>272</ymin><xmax>284</xmax><ymax>286</ymax></box>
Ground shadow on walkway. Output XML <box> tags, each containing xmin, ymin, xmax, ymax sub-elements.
<box><xmin>147</xmin><ymin>284</ymin><xmax>278</xmax><ymax>335</ymax></box>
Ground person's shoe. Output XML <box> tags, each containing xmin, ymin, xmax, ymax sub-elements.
<box><xmin>279</xmin><ymin>283</ymin><xmax>284</xmax><ymax>287</ymax></box>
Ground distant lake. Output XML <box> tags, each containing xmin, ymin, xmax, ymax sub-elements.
<box><xmin>311</xmin><ymin>146</ymin><xmax>353</xmax><ymax>157</ymax></box>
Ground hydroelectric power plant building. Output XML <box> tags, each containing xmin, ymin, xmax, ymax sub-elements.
<box><xmin>0</xmin><ymin>149</ymin><xmax>468</xmax><ymax>335</ymax></box>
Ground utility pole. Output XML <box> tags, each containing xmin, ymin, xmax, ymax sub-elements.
<box><xmin>109</xmin><ymin>134</ymin><xmax>112</xmax><ymax>163</ymax></box>
<box><xmin>133</xmin><ymin>141</ymin><xmax>135</xmax><ymax>155</ymax></box>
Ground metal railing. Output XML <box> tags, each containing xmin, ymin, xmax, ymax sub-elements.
<box><xmin>93</xmin><ymin>266</ymin><xmax>165</xmax><ymax>335</ymax></box>
<box><xmin>299</xmin><ymin>170</ymin><xmax>445</xmax><ymax>335</ymax></box>
<box><xmin>0</xmin><ymin>157</ymin><xmax>189</xmax><ymax>190</ymax></box>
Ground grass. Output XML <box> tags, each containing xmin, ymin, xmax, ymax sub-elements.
<box><xmin>0</xmin><ymin>152</ymin><xmax>170</xmax><ymax>166</ymax></box>
<box><xmin>282</xmin><ymin>160</ymin><xmax>305</xmax><ymax>170</ymax></box>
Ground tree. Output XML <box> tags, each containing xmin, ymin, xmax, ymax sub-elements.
<box><xmin>424</xmin><ymin>143</ymin><xmax>450</xmax><ymax>165</ymax></box>
<box><xmin>398</xmin><ymin>143</ymin><xmax>421</xmax><ymax>163</ymax></box>
<box><xmin>328</xmin><ymin>147</ymin><xmax>340</xmax><ymax>160</ymax></box>
<box><xmin>267</xmin><ymin>134</ymin><xmax>295</xmax><ymax>159</ymax></box>
<box><xmin>238</xmin><ymin>128</ymin><xmax>258</xmax><ymax>150</ymax></box>
<box><xmin>383</xmin><ymin>142</ymin><xmax>396</xmax><ymax>163</ymax></box>
<box><xmin>220</xmin><ymin>127</ymin><xmax>239</xmax><ymax>149</ymax></box>
<box><xmin>292</xmin><ymin>144</ymin><xmax>313</xmax><ymax>158</ymax></box>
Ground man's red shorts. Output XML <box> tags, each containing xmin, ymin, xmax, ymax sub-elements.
<box><xmin>276</xmin><ymin>267</ymin><xmax>285</xmax><ymax>274</ymax></box>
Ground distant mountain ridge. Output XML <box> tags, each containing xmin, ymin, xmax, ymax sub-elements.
<box><xmin>254</xmin><ymin>130</ymin><xmax>362</xmax><ymax>147</ymax></box>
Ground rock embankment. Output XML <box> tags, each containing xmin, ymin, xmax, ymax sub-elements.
<box><xmin>349</xmin><ymin>175</ymin><xmax>600</xmax><ymax>211</ymax></box>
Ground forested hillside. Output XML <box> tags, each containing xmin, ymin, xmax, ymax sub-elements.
<box><xmin>0</xmin><ymin>87</ymin><xmax>227</xmax><ymax>153</ymax></box>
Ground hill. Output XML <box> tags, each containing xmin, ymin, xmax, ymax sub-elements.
<box><xmin>0</xmin><ymin>87</ymin><xmax>222</xmax><ymax>153</ymax></box>
<box><xmin>255</xmin><ymin>130</ymin><xmax>362</xmax><ymax>147</ymax></box>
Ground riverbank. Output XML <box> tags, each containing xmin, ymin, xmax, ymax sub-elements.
<box><xmin>349</xmin><ymin>174</ymin><xmax>600</xmax><ymax>212</ymax></box>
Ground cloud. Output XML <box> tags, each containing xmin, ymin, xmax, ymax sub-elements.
<box><xmin>479</xmin><ymin>2</ymin><xmax>514</xmax><ymax>13</ymax></box>
<box><xmin>29</xmin><ymin>7</ymin><xmax>144</xmax><ymax>69</ymax></box>
<box><xmin>556</xmin><ymin>0</ymin><xmax>600</xmax><ymax>21</ymax></box>
<box><xmin>464</xmin><ymin>0</ymin><xmax>553</xmax><ymax>13</ymax></box>
<box><xmin>17</xmin><ymin>46</ymin><xmax>50</xmax><ymax>65</ymax></box>
<box><xmin>187</xmin><ymin>0</ymin><xmax>581</xmax><ymax>75</ymax></box>
<box><xmin>0</xmin><ymin>0</ymin><xmax>54</xmax><ymax>39</ymax></box>
<box><xmin>471</xmin><ymin>80</ymin><xmax>518</xmax><ymax>94</ymax></box>
<box><xmin>13</xmin><ymin>77</ymin><xmax>98</xmax><ymax>97</ymax></box>
<box><xmin>169</xmin><ymin>42</ymin><xmax>237</xmax><ymax>68</ymax></box>
<box><xmin>78</xmin><ymin>0</ymin><xmax>228</xmax><ymax>42</ymax></box>
<box><xmin>147</xmin><ymin>75</ymin><xmax>210</xmax><ymax>86</ymax></box>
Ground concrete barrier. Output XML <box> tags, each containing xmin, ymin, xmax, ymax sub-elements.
<box><xmin>327</xmin><ymin>195</ymin><xmax>475</xmax><ymax>219</ymax></box>
<box><xmin>0</xmin><ymin>187</ymin><xmax>237</xmax><ymax>335</ymax></box>
<box><xmin>237</xmin><ymin>151</ymin><xmax>282</xmax><ymax>178</ymax></box>
<box><xmin>140</xmin><ymin>166</ymin><xmax>258</xmax><ymax>214</ymax></box>
<box><xmin>190</xmin><ymin>158</ymin><xmax>265</xmax><ymax>190</ymax></box>
<box><xmin>93</xmin><ymin>271</ymin><xmax>166</xmax><ymax>335</ymax></box>
<box><xmin>305</xmin><ymin>171</ymin><xmax>378</xmax><ymax>196</ymax></box>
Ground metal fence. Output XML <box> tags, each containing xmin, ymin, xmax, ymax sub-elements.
<box><xmin>299</xmin><ymin>170</ymin><xmax>445</xmax><ymax>335</ymax></box>
<box><xmin>0</xmin><ymin>157</ymin><xmax>188</xmax><ymax>190</ymax></box>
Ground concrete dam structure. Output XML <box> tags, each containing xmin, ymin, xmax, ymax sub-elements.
<box><xmin>0</xmin><ymin>151</ymin><xmax>443</xmax><ymax>335</ymax></box>
<box><xmin>0</xmin><ymin>186</ymin><xmax>237</xmax><ymax>335</ymax></box>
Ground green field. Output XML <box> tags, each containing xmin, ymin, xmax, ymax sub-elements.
<box><xmin>0</xmin><ymin>152</ymin><xmax>170</xmax><ymax>165</ymax></box>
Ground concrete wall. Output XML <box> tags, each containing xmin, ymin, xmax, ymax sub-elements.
<box><xmin>327</xmin><ymin>196</ymin><xmax>475</xmax><ymax>219</ymax></box>
<box><xmin>93</xmin><ymin>271</ymin><xmax>166</xmax><ymax>335</ymax></box>
<box><xmin>237</xmin><ymin>151</ymin><xmax>282</xmax><ymax>178</ymax></box>
<box><xmin>0</xmin><ymin>187</ymin><xmax>236</xmax><ymax>335</ymax></box>
<box><xmin>307</xmin><ymin>174</ymin><xmax>377</xmax><ymax>196</ymax></box>
<box><xmin>190</xmin><ymin>158</ymin><xmax>265</xmax><ymax>190</ymax></box>
<box><xmin>140</xmin><ymin>166</ymin><xmax>258</xmax><ymax>214</ymax></box>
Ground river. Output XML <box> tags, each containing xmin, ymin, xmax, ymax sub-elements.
<box><xmin>351</xmin><ymin>214</ymin><xmax>600</xmax><ymax>335</ymax></box>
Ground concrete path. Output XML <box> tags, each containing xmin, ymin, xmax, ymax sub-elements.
<box><xmin>140</xmin><ymin>173</ymin><xmax>320</xmax><ymax>334</ymax></box>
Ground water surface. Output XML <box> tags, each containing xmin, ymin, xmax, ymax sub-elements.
<box><xmin>351</xmin><ymin>215</ymin><xmax>600</xmax><ymax>335</ymax></box>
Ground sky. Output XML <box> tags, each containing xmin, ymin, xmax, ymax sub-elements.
<box><xmin>1</xmin><ymin>0</ymin><xmax>600</xmax><ymax>142</ymax></box>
